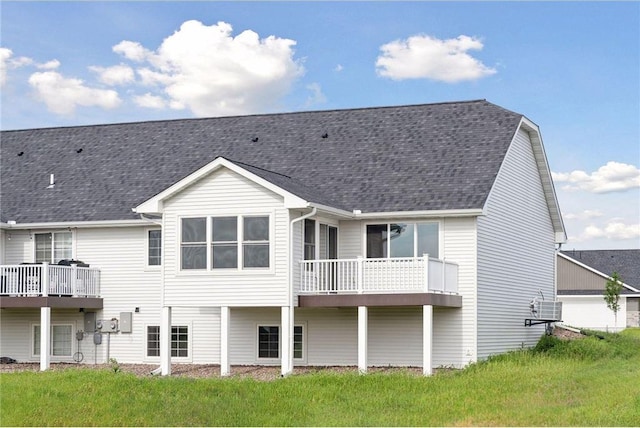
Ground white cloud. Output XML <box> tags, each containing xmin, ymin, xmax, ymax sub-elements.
<box><xmin>36</xmin><ymin>59</ymin><xmax>61</xmax><ymax>70</ymax></box>
<box><xmin>335</xmin><ymin>64</ymin><xmax>344</xmax><ymax>72</ymax></box>
<box><xmin>0</xmin><ymin>47</ymin><xmax>33</xmax><ymax>86</ymax></box>
<box><xmin>133</xmin><ymin>93</ymin><xmax>167</xmax><ymax>109</ymax></box>
<box><xmin>89</xmin><ymin>64</ymin><xmax>135</xmax><ymax>86</ymax></box>
<box><xmin>113</xmin><ymin>20</ymin><xmax>304</xmax><ymax>116</ymax></box>
<box><xmin>581</xmin><ymin>221</ymin><xmax>640</xmax><ymax>241</ymax></box>
<box><xmin>375</xmin><ymin>34</ymin><xmax>496</xmax><ymax>82</ymax></box>
<box><xmin>305</xmin><ymin>82</ymin><xmax>327</xmax><ymax>106</ymax></box>
<box><xmin>552</xmin><ymin>161</ymin><xmax>640</xmax><ymax>193</ymax></box>
<box><xmin>28</xmin><ymin>71</ymin><xmax>121</xmax><ymax>115</ymax></box>
<box><xmin>112</xmin><ymin>40</ymin><xmax>152</xmax><ymax>63</ymax></box>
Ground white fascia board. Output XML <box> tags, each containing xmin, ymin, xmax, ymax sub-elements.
<box><xmin>519</xmin><ymin>117</ymin><xmax>567</xmax><ymax>243</ymax></box>
<box><xmin>134</xmin><ymin>157</ymin><xmax>308</xmax><ymax>214</ymax></box>
<box><xmin>1</xmin><ymin>219</ymin><xmax>152</xmax><ymax>230</ymax></box>
<box><xmin>307</xmin><ymin>203</ymin><xmax>354</xmax><ymax>219</ymax></box>
<box><xmin>558</xmin><ymin>252</ymin><xmax>640</xmax><ymax>293</ymax></box>
<box><xmin>353</xmin><ymin>208</ymin><xmax>484</xmax><ymax>219</ymax></box>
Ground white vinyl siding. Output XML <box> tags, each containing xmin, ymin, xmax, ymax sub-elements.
<box><xmin>162</xmin><ymin>167</ymin><xmax>290</xmax><ymax>307</ymax></box>
<box><xmin>477</xmin><ymin>128</ymin><xmax>556</xmax><ymax>358</ymax></box>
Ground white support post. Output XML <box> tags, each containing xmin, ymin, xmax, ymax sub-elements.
<box><xmin>220</xmin><ymin>306</ymin><xmax>230</xmax><ymax>376</ymax></box>
<box><xmin>358</xmin><ymin>306</ymin><xmax>368</xmax><ymax>373</ymax></box>
<box><xmin>160</xmin><ymin>306</ymin><xmax>172</xmax><ymax>376</ymax></box>
<box><xmin>41</xmin><ymin>262</ymin><xmax>49</xmax><ymax>297</ymax></box>
<box><xmin>40</xmin><ymin>307</ymin><xmax>51</xmax><ymax>371</ymax></box>
<box><xmin>423</xmin><ymin>305</ymin><xmax>433</xmax><ymax>376</ymax></box>
<box><xmin>281</xmin><ymin>306</ymin><xmax>293</xmax><ymax>376</ymax></box>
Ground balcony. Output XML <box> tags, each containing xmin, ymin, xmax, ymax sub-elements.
<box><xmin>299</xmin><ymin>256</ymin><xmax>461</xmax><ymax>308</ymax></box>
<box><xmin>0</xmin><ymin>263</ymin><xmax>102</xmax><ymax>309</ymax></box>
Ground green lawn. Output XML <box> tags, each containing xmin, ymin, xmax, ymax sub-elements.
<box><xmin>2</xmin><ymin>329</ymin><xmax>639</xmax><ymax>426</ymax></box>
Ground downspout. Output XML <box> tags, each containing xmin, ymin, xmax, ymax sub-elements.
<box><xmin>287</xmin><ymin>206</ymin><xmax>317</xmax><ymax>373</ymax></box>
<box><xmin>138</xmin><ymin>213</ymin><xmax>164</xmax><ymax>374</ymax></box>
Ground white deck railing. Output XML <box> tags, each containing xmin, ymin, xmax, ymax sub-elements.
<box><xmin>0</xmin><ymin>263</ymin><xmax>100</xmax><ymax>298</ymax></box>
<box><xmin>300</xmin><ymin>256</ymin><xmax>458</xmax><ymax>295</ymax></box>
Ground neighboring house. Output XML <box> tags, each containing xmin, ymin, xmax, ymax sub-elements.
<box><xmin>0</xmin><ymin>100</ymin><xmax>566</xmax><ymax>376</ymax></box>
<box><xmin>557</xmin><ymin>250</ymin><xmax>640</xmax><ymax>332</ymax></box>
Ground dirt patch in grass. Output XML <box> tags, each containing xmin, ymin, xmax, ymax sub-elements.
<box><xmin>0</xmin><ymin>362</ymin><xmax>424</xmax><ymax>380</ymax></box>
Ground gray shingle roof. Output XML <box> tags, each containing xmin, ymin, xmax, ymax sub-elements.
<box><xmin>561</xmin><ymin>250</ymin><xmax>640</xmax><ymax>290</ymax></box>
<box><xmin>1</xmin><ymin>100</ymin><xmax>524</xmax><ymax>223</ymax></box>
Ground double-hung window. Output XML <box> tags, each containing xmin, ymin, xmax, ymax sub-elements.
<box><xmin>148</xmin><ymin>230</ymin><xmax>162</xmax><ymax>266</ymax></box>
<box><xmin>181</xmin><ymin>215</ymin><xmax>270</xmax><ymax>270</ymax></box>
<box><xmin>35</xmin><ymin>232</ymin><xmax>72</xmax><ymax>263</ymax></box>
<box><xmin>366</xmin><ymin>222</ymin><xmax>439</xmax><ymax>259</ymax></box>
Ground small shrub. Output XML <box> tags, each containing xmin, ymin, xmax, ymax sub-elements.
<box><xmin>533</xmin><ymin>334</ymin><xmax>561</xmax><ymax>353</ymax></box>
<box><xmin>109</xmin><ymin>358</ymin><xmax>120</xmax><ymax>373</ymax></box>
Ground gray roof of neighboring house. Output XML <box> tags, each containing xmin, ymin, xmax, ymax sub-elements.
<box><xmin>560</xmin><ymin>250</ymin><xmax>640</xmax><ymax>291</ymax></box>
<box><xmin>1</xmin><ymin>100</ymin><xmax>525</xmax><ymax>223</ymax></box>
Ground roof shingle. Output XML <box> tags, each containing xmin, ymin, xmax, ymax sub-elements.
<box><xmin>1</xmin><ymin>100</ymin><xmax>523</xmax><ymax>223</ymax></box>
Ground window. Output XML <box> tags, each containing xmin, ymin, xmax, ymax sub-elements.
<box><xmin>148</xmin><ymin>230</ymin><xmax>162</xmax><ymax>266</ymax></box>
<box><xmin>35</xmin><ymin>232</ymin><xmax>72</xmax><ymax>263</ymax></box>
<box><xmin>304</xmin><ymin>219</ymin><xmax>316</xmax><ymax>260</ymax></box>
<box><xmin>212</xmin><ymin>217</ymin><xmax>238</xmax><ymax>269</ymax></box>
<box><xmin>366</xmin><ymin>223</ymin><xmax>439</xmax><ymax>259</ymax></box>
<box><xmin>181</xmin><ymin>218</ymin><xmax>207</xmax><ymax>269</ymax></box>
<box><xmin>33</xmin><ymin>324</ymin><xmax>73</xmax><ymax>357</ymax></box>
<box><xmin>181</xmin><ymin>215</ymin><xmax>270</xmax><ymax>270</ymax></box>
<box><xmin>146</xmin><ymin>325</ymin><xmax>189</xmax><ymax>358</ymax></box>
<box><xmin>257</xmin><ymin>325</ymin><xmax>304</xmax><ymax>360</ymax></box>
<box><xmin>243</xmin><ymin>216</ymin><xmax>269</xmax><ymax>268</ymax></box>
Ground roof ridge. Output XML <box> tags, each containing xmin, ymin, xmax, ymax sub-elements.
<box><xmin>1</xmin><ymin>99</ymin><xmax>494</xmax><ymax>133</ymax></box>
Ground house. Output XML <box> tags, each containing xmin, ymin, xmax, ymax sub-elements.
<box><xmin>0</xmin><ymin>100</ymin><xmax>566</xmax><ymax>376</ymax></box>
<box><xmin>557</xmin><ymin>250</ymin><xmax>640</xmax><ymax>332</ymax></box>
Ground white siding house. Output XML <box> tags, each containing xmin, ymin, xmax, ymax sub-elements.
<box><xmin>0</xmin><ymin>100</ymin><xmax>566</xmax><ymax>375</ymax></box>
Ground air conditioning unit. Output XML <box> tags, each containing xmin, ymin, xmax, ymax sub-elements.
<box><xmin>531</xmin><ymin>299</ymin><xmax>562</xmax><ymax>321</ymax></box>
<box><xmin>96</xmin><ymin>318</ymin><xmax>119</xmax><ymax>333</ymax></box>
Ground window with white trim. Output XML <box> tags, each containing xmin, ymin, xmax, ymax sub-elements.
<box><xmin>181</xmin><ymin>215</ymin><xmax>270</xmax><ymax>270</ymax></box>
<box><xmin>148</xmin><ymin>230</ymin><xmax>162</xmax><ymax>266</ymax></box>
<box><xmin>35</xmin><ymin>232</ymin><xmax>72</xmax><ymax>263</ymax></box>
<box><xmin>366</xmin><ymin>223</ymin><xmax>439</xmax><ymax>259</ymax></box>
<box><xmin>33</xmin><ymin>324</ymin><xmax>73</xmax><ymax>357</ymax></box>
<box><xmin>146</xmin><ymin>325</ymin><xmax>189</xmax><ymax>357</ymax></box>
<box><xmin>257</xmin><ymin>325</ymin><xmax>304</xmax><ymax>360</ymax></box>
<box><xmin>303</xmin><ymin>219</ymin><xmax>316</xmax><ymax>261</ymax></box>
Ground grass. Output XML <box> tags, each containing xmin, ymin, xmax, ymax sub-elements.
<box><xmin>2</xmin><ymin>328</ymin><xmax>639</xmax><ymax>426</ymax></box>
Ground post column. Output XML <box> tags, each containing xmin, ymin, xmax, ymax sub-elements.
<box><xmin>358</xmin><ymin>306</ymin><xmax>368</xmax><ymax>373</ymax></box>
<box><xmin>220</xmin><ymin>306</ymin><xmax>230</xmax><ymax>376</ymax></box>
<box><xmin>40</xmin><ymin>307</ymin><xmax>51</xmax><ymax>371</ymax></box>
<box><xmin>281</xmin><ymin>306</ymin><xmax>293</xmax><ymax>376</ymax></box>
<box><xmin>423</xmin><ymin>305</ymin><xmax>433</xmax><ymax>376</ymax></box>
<box><xmin>160</xmin><ymin>306</ymin><xmax>172</xmax><ymax>376</ymax></box>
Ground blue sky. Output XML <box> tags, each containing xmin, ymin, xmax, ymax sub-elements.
<box><xmin>1</xmin><ymin>1</ymin><xmax>639</xmax><ymax>250</ymax></box>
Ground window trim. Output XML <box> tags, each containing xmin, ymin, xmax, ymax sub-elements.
<box><xmin>178</xmin><ymin>212</ymin><xmax>274</xmax><ymax>274</ymax></box>
<box><xmin>146</xmin><ymin>228</ymin><xmax>162</xmax><ymax>268</ymax></box>
<box><xmin>362</xmin><ymin>220</ymin><xmax>441</xmax><ymax>259</ymax></box>
<box><xmin>31</xmin><ymin>322</ymin><xmax>75</xmax><ymax>360</ymax></box>
<box><xmin>256</xmin><ymin>323</ymin><xmax>306</xmax><ymax>363</ymax></box>
<box><xmin>144</xmin><ymin>324</ymin><xmax>192</xmax><ymax>362</ymax></box>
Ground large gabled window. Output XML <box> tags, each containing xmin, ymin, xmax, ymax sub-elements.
<box><xmin>366</xmin><ymin>223</ymin><xmax>439</xmax><ymax>259</ymax></box>
<box><xmin>181</xmin><ymin>215</ymin><xmax>271</xmax><ymax>270</ymax></box>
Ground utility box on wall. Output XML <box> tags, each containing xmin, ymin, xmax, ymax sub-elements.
<box><xmin>84</xmin><ymin>312</ymin><xmax>96</xmax><ymax>333</ymax></box>
<box><xmin>120</xmin><ymin>312</ymin><xmax>132</xmax><ymax>333</ymax></box>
